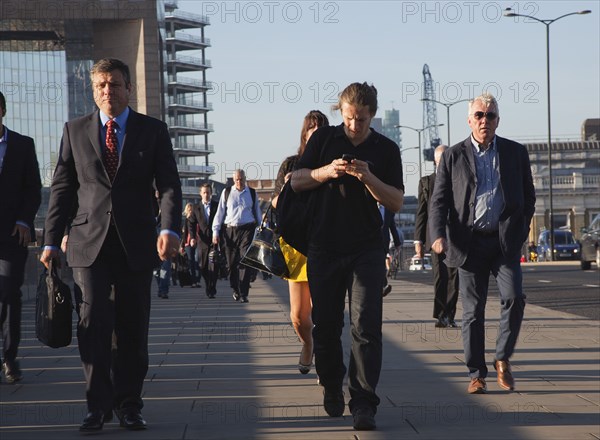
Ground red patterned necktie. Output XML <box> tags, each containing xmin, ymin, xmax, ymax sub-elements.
<box><xmin>104</xmin><ymin>119</ymin><xmax>119</xmax><ymax>182</ymax></box>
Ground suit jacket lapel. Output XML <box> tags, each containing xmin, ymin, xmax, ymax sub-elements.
<box><xmin>461</xmin><ymin>138</ymin><xmax>476</xmax><ymax>178</ymax></box>
<box><xmin>495</xmin><ymin>137</ymin><xmax>509</xmax><ymax>190</ymax></box>
<box><xmin>120</xmin><ymin>108</ymin><xmax>140</xmax><ymax>166</ymax></box>
<box><xmin>87</xmin><ymin>111</ymin><xmax>103</xmax><ymax>162</ymax></box>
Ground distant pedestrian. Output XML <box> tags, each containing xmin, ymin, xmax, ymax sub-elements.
<box><xmin>429</xmin><ymin>93</ymin><xmax>535</xmax><ymax>395</ymax></box>
<box><xmin>414</xmin><ymin>144</ymin><xmax>459</xmax><ymax>327</ymax></box>
<box><xmin>291</xmin><ymin>82</ymin><xmax>404</xmax><ymax>431</ymax></box>
<box><xmin>182</xmin><ymin>203</ymin><xmax>201</xmax><ymax>287</ymax></box>
<box><xmin>186</xmin><ymin>183</ymin><xmax>219</xmax><ymax>298</ymax></box>
<box><xmin>0</xmin><ymin>91</ymin><xmax>42</xmax><ymax>384</ymax></box>
<box><xmin>212</xmin><ymin>170</ymin><xmax>262</xmax><ymax>303</ymax></box>
<box><xmin>272</xmin><ymin>109</ymin><xmax>329</xmax><ymax>375</ymax></box>
<box><xmin>380</xmin><ymin>203</ymin><xmax>401</xmax><ymax>297</ymax></box>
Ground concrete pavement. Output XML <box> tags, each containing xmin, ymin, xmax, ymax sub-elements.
<box><xmin>1</xmin><ymin>272</ymin><xmax>599</xmax><ymax>439</ymax></box>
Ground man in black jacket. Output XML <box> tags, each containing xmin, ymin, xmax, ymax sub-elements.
<box><xmin>0</xmin><ymin>91</ymin><xmax>42</xmax><ymax>383</ymax></box>
<box><xmin>185</xmin><ymin>183</ymin><xmax>219</xmax><ymax>298</ymax></box>
<box><xmin>414</xmin><ymin>145</ymin><xmax>458</xmax><ymax>327</ymax></box>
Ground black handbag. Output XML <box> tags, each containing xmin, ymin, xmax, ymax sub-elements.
<box><xmin>240</xmin><ymin>206</ymin><xmax>290</xmax><ymax>278</ymax></box>
<box><xmin>208</xmin><ymin>244</ymin><xmax>228</xmax><ymax>279</ymax></box>
<box><xmin>275</xmin><ymin>181</ymin><xmax>313</xmax><ymax>255</ymax></box>
<box><xmin>275</xmin><ymin>127</ymin><xmax>334</xmax><ymax>255</ymax></box>
<box><xmin>35</xmin><ymin>260</ymin><xmax>73</xmax><ymax>348</ymax></box>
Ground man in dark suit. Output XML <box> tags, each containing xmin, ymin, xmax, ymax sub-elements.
<box><xmin>429</xmin><ymin>93</ymin><xmax>535</xmax><ymax>395</ymax></box>
<box><xmin>186</xmin><ymin>183</ymin><xmax>219</xmax><ymax>298</ymax></box>
<box><xmin>414</xmin><ymin>144</ymin><xmax>458</xmax><ymax>328</ymax></box>
<box><xmin>40</xmin><ymin>58</ymin><xmax>182</xmax><ymax>431</ymax></box>
<box><xmin>0</xmin><ymin>91</ymin><xmax>42</xmax><ymax>384</ymax></box>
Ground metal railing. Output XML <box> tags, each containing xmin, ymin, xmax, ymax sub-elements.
<box><xmin>164</xmin><ymin>9</ymin><xmax>210</xmax><ymax>25</ymax></box>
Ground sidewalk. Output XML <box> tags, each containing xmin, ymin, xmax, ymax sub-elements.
<box><xmin>1</xmin><ymin>274</ymin><xmax>598</xmax><ymax>439</ymax></box>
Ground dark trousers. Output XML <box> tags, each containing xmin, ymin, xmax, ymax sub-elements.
<box><xmin>0</xmin><ymin>239</ymin><xmax>28</xmax><ymax>365</ymax></box>
<box><xmin>459</xmin><ymin>233</ymin><xmax>526</xmax><ymax>379</ymax></box>
<box><xmin>307</xmin><ymin>246</ymin><xmax>384</xmax><ymax>413</ymax></box>
<box><xmin>184</xmin><ymin>245</ymin><xmax>199</xmax><ymax>284</ymax></box>
<box><xmin>431</xmin><ymin>251</ymin><xmax>459</xmax><ymax>320</ymax></box>
<box><xmin>223</xmin><ymin>223</ymin><xmax>255</xmax><ymax>297</ymax></box>
<box><xmin>199</xmin><ymin>245</ymin><xmax>217</xmax><ymax>296</ymax></box>
<box><xmin>73</xmin><ymin>227</ymin><xmax>152</xmax><ymax>413</ymax></box>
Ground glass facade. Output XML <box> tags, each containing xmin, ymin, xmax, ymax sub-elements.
<box><xmin>1</xmin><ymin>50</ymin><xmax>68</xmax><ymax>186</ymax></box>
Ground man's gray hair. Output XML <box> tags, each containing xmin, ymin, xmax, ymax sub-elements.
<box><xmin>468</xmin><ymin>93</ymin><xmax>499</xmax><ymax>116</ymax></box>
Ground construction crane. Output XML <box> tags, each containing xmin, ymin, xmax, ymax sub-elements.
<box><xmin>422</xmin><ymin>64</ymin><xmax>441</xmax><ymax>161</ymax></box>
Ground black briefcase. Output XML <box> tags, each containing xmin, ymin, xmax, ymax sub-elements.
<box><xmin>35</xmin><ymin>260</ymin><xmax>73</xmax><ymax>348</ymax></box>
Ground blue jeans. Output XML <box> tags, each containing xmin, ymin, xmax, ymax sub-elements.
<box><xmin>459</xmin><ymin>233</ymin><xmax>526</xmax><ymax>379</ymax></box>
<box><xmin>307</xmin><ymin>246</ymin><xmax>385</xmax><ymax>413</ymax></box>
<box><xmin>155</xmin><ymin>259</ymin><xmax>172</xmax><ymax>295</ymax></box>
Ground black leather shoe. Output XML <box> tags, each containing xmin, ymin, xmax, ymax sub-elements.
<box><xmin>323</xmin><ymin>387</ymin><xmax>345</xmax><ymax>417</ymax></box>
<box><xmin>115</xmin><ymin>408</ymin><xmax>147</xmax><ymax>430</ymax></box>
<box><xmin>2</xmin><ymin>361</ymin><xmax>23</xmax><ymax>383</ymax></box>
<box><xmin>80</xmin><ymin>410</ymin><xmax>111</xmax><ymax>432</ymax></box>
<box><xmin>352</xmin><ymin>406</ymin><xmax>376</xmax><ymax>431</ymax></box>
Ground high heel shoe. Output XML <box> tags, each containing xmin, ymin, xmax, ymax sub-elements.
<box><xmin>298</xmin><ymin>345</ymin><xmax>312</xmax><ymax>375</ymax></box>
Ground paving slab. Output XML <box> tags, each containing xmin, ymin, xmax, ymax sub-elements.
<box><xmin>1</xmin><ymin>273</ymin><xmax>598</xmax><ymax>439</ymax></box>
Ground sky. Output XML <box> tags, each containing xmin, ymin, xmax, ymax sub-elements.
<box><xmin>178</xmin><ymin>0</ymin><xmax>600</xmax><ymax>197</ymax></box>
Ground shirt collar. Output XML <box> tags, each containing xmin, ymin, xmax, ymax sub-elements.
<box><xmin>470</xmin><ymin>134</ymin><xmax>496</xmax><ymax>153</ymax></box>
<box><xmin>0</xmin><ymin>125</ymin><xmax>7</xmax><ymax>143</ymax></box>
<box><xmin>100</xmin><ymin>107</ymin><xmax>130</xmax><ymax>128</ymax></box>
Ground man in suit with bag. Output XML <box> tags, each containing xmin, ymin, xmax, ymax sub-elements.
<box><xmin>0</xmin><ymin>91</ymin><xmax>42</xmax><ymax>384</ymax></box>
<box><xmin>187</xmin><ymin>183</ymin><xmax>219</xmax><ymax>298</ymax></box>
<box><xmin>40</xmin><ymin>58</ymin><xmax>182</xmax><ymax>431</ymax></box>
<box><xmin>414</xmin><ymin>144</ymin><xmax>459</xmax><ymax>327</ymax></box>
<box><xmin>429</xmin><ymin>93</ymin><xmax>535</xmax><ymax>395</ymax></box>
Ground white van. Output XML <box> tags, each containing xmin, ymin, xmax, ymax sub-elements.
<box><xmin>409</xmin><ymin>254</ymin><xmax>432</xmax><ymax>271</ymax></box>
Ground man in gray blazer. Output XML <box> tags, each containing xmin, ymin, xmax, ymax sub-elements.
<box><xmin>41</xmin><ymin>58</ymin><xmax>182</xmax><ymax>431</ymax></box>
<box><xmin>429</xmin><ymin>93</ymin><xmax>535</xmax><ymax>395</ymax></box>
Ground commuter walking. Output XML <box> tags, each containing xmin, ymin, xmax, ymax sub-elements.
<box><xmin>380</xmin><ymin>203</ymin><xmax>402</xmax><ymax>297</ymax></box>
<box><xmin>414</xmin><ymin>144</ymin><xmax>459</xmax><ymax>327</ymax></box>
<box><xmin>429</xmin><ymin>93</ymin><xmax>535</xmax><ymax>394</ymax></box>
<box><xmin>187</xmin><ymin>183</ymin><xmax>219</xmax><ymax>298</ymax></box>
<box><xmin>0</xmin><ymin>91</ymin><xmax>42</xmax><ymax>384</ymax></box>
<box><xmin>40</xmin><ymin>58</ymin><xmax>182</xmax><ymax>431</ymax></box>
<box><xmin>291</xmin><ymin>82</ymin><xmax>404</xmax><ymax>430</ymax></box>
<box><xmin>272</xmin><ymin>110</ymin><xmax>329</xmax><ymax>374</ymax></box>
<box><xmin>182</xmin><ymin>203</ymin><xmax>201</xmax><ymax>287</ymax></box>
<box><xmin>212</xmin><ymin>170</ymin><xmax>261</xmax><ymax>303</ymax></box>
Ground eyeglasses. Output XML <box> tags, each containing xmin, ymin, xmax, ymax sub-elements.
<box><xmin>471</xmin><ymin>111</ymin><xmax>498</xmax><ymax>121</ymax></box>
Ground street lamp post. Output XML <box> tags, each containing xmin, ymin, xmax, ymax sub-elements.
<box><xmin>420</xmin><ymin>98</ymin><xmax>470</xmax><ymax>146</ymax></box>
<box><xmin>395</xmin><ymin>124</ymin><xmax>444</xmax><ymax>181</ymax></box>
<box><xmin>399</xmin><ymin>146</ymin><xmax>419</xmax><ymax>154</ymax></box>
<box><xmin>504</xmin><ymin>8</ymin><xmax>591</xmax><ymax>261</ymax></box>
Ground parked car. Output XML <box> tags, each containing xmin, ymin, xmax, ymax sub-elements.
<box><xmin>537</xmin><ymin>229</ymin><xmax>580</xmax><ymax>261</ymax></box>
<box><xmin>580</xmin><ymin>214</ymin><xmax>600</xmax><ymax>270</ymax></box>
<box><xmin>409</xmin><ymin>254</ymin><xmax>432</xmax><ymax>271</ymax></box>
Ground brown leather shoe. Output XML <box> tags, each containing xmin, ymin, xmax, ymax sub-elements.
<box><xmin>494</xmin><ymin>360</ymin><xmax>515</xmax><ymax>391</ymax></box>
<box><xmin>467</xmin><ymin>377</ymin><xmax>487</xmax><ymax>394</ymax></box>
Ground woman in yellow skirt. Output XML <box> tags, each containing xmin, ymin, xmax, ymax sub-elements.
<box><xmin>272</xmin><ymin>110</ymin><xmax>329</xmax><ymax>374</ymax></box>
